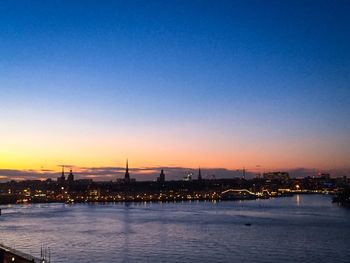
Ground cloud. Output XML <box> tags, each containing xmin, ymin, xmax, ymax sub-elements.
<box><xmin>75</xmin><ymin>166</ymin><xmax>258</xmax><ymax>181</ymax></box>
<box><xmin>0</xmin><ymin>166</ymin><xmax>251</xmax><ymax>182</ymax></box>
<box><xmin>0</xmin><ymin>169</ymin><xmax>61</xmax><ymax>182</ymax></box>
<box><xmin>0</xmin><ymin>166</ymin><xmax>349</xmax><ymax>182</ymax></box>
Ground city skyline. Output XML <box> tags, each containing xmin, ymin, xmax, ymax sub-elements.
<box><xmin>1</xmin><ymin>0</ymin><xmax>350</xmax><ymax>180</ymax></box>
<box><xmin>0</xmin><ymin>160</ymin><xmax>347</xmax><ymax>182</ymax></box>
<box><xmin>1</xmin><ymin>2</ymin><xmax>350</xmax><ymax>263</ymax></box>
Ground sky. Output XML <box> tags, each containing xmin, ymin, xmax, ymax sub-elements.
<box><xmin>1</xmin><ymin>0</ymin><xmax>350</xmax><ymax>181</ymax></box>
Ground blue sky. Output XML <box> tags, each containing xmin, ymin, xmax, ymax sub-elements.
<box><xmin>0</xmin><ymin>0</ymin><xmax>350</xmax><ymax>179</ymax></box>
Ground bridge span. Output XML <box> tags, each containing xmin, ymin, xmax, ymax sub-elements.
<box><xmin>221</xmin><ymin>189</ymin><xmax>258</xmax><ymax>200</ymax></box>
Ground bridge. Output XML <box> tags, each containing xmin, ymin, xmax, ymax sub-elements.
<box><xmin>221</xmin><ymin>189</ymin><xmax>258</xmax><ymax>200</ymax></box>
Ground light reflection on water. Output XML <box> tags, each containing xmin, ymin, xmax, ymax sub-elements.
<box><xmin>1</xmin><ymin>195</ymin><xmax>350</xmax><ymax>262</ymax></box>
<box><xmin>295</xmin><ymin>194</ymin><xmax>301</xmax><ymax>206</ymax></box>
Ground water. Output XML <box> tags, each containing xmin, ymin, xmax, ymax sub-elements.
<box><xmin>1</xmin><ymin>195</ymin><xmax>349</xmax><ymax>262</ymax></box>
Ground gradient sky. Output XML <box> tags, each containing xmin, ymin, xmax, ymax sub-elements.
<box><xmin>1</xmin><ymin>0</ymin><xmax>350</xmax><ymax>179</ymax></box>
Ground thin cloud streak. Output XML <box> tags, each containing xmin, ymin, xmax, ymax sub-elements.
<box><xmin>0</xmin><ymin>166</ymin><xmax>348</xmax><ymax>183</ymax></box>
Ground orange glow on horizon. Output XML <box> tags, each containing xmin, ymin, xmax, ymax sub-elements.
<box><xmin>1</xmin><ymin>120</ymin><xmax>349</xmax><ymax>174</ymax></box>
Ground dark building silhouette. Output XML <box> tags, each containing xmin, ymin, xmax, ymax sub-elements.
<box><xmin>57</xmin><ymin>166</ymin><xmax>65</xmax><ymax>184</ymax></box>
<box><xmin>158</xmin><ymin>169</ymin><xmax>165</xmax><ymax>182</ymax></box>
<box><xmin>125</xmin><ymin>159</ymin><xmax>130</xmax><ymax>182</ymax></box>
<box><xmin>198</xmin><ymin>168</ymin><xmax>202</xmax><ymax>180</ymax></box>
<box><xmin>263</xmin><ymin>172</ymin><xmax>289</xmax><ymax>180</ymax></box>
<box><xmin>67</xmin><ymin>169</ymin><xmax>74</xmax><ymax>184</ymax></box>
<box><xmin>117</xmin><ymin>159</ymin><xmax>135</xmax><ymax>183</ymax></box>
<box><xmin>320</xmin><ymin>173</ymin><xmax>330</xmax><ymax>179</ymax></box>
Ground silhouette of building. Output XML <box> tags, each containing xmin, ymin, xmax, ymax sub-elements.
<box><xmin>198</xmin><ymin>168</ymin><xmax>202</xmax><ymax>180</ymax></box>
<box><xmin>125</xmin><ymin>159</ymin><xmax>130</xmax><ymax>182</ymax></box>
<box><xmin>67</xmin><ymin>169</ymin><xmax>74</xmax><ymax>184</ymax></box>
<box><xmin>57</xmin><ymin>166</ymin><xmax>65</xmax><ymax>184</ymax></box>
<box><xmin>157</xmin><ymin>169</ymin><xmax>165</xmax><ymax>182</ymax></box>
<box><xmin>117</xmin><ymin>159</ymin><xmax>135</xmax><ymax>183</ymax></box>
<box><xmin>320</xmin><ymin>173</ymin><xmax>330</xmax><ymax>179</ymax></box>
<box><xmin>263</xmin><ymin>172</ymin><xmax>289</xmax><ymax>180</ymax></box>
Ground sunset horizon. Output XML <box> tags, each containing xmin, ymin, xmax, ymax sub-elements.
<box><xmin>1</xmin><ymin>1</ymin><xmax>350</xmax><ymax>183</ymax></box>
<box><xmin>1</xmin><ymin>1</ymin><xmax>349</xmax><ymax>262</ymax></box>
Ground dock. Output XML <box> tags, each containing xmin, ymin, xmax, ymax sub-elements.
<box><xmin>0</xmin><ymin>243</ymin><xmax>41</xmax><ymax>263</ymax></box>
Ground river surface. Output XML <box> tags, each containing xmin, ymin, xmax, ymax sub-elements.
<box><xmin>1</xmin><ymin>195</ymin><xmax>350</xmax><ymax>262</ymax></box>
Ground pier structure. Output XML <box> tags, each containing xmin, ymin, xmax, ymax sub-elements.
<box><xmin>0</xmin><ymin>243</ymin><xmax>42</xmax><ymax>263</ymax></box>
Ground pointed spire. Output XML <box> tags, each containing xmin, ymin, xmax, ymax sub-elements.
<box><xmin>61</xmin><ymin>165</ymin><xmax>65</xmax><ymax>182</ymax></box>
<box><xmin>198</xmin><ymin>167</ymin><xmax>202</xmax><ymax>180</ymax></box>
<box><xmin>125</xmin><ymin>159</ymin><xmax>130</xmax><ymax>180</ymax></box>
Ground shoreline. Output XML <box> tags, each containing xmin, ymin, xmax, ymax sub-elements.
<box><xmin>0</xmin><ymin>192</ymin><xmax>333</xmax><ymax>207</ymax></box>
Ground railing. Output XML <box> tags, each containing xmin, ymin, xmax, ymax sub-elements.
<box><xmin>221</xmin><ymin>189</ymin><xmax>257</xmax><ymax>196</ymax></box>
<box><xmin>0</xmin><ymin>243</ymin><xmax>42</xmax><ymax>263</ymax></box>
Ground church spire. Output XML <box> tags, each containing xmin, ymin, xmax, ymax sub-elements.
<box><xmin>198</xmin><ymin>167</ymin><xmax>202</xmax><ymax>180</ymax></box>
<box><xmin>58</xmin><ymin>165</ymin><xmax>65</xmax><ymax>184</ymax></box>
<box><xmin>125</xmin><ymin>159</ymin><xmax>130</xmax><ymax>181</ymax></box>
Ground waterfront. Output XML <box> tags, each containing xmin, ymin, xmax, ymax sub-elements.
<box><xmin>1</xmin><ymin>195</ymin><xmax>350</xmax><ymax>262</ymax></box>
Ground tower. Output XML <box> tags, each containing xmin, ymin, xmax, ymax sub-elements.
<box><xmin>67</xmin><ymin>169</ymin><xmax>74</xmax><ymax>183</ymax></box>
<box><xmin>60</xmin><ymin>165</ymin><xmax>65</xmax><ymax>183</ymax></box>
<box><xmin>125</xmin><ymin>159</ymin><xmax>130</xmax><ymax>181</ymax></box>
<box><xmin>159</xmin><ymin>169</ymin><xmax>165</xmax><ymax>182</ymax></box>
<box><xmin>198</xmin><ymin>167</ymin><xmax>202</xmax><ymax>180</ymax></box>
